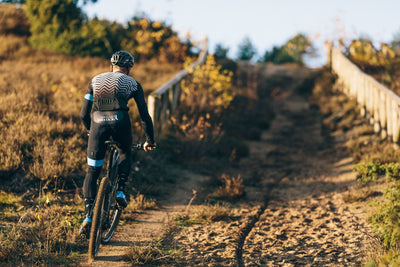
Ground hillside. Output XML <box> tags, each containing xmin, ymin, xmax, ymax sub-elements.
<box><xmin>1</xmin><ymin>3</ymin><xmax>398</xmax><ymax>266</ymax></box>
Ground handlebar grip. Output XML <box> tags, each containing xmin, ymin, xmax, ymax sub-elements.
<box><xmin>131</xmin><ymin>143</ymin><xmax>158</xmax><ymax>150</ymax></box>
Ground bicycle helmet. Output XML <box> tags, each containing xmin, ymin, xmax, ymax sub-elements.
<box><xmin>110</xmin><ymin>51</ymin><xmax>134</xmax><ymax>68</ymax></box>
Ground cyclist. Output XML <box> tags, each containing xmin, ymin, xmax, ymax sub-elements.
<box><xmin>79</xmin><ymin>51</ymin><xmax>156</xmax><ymax>237</ymax></box>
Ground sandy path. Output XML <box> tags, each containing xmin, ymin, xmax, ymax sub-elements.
<box><xmin>240</xmin><ymin>92</ymin><xmax>372</xmax><ymax>266</ymax></box>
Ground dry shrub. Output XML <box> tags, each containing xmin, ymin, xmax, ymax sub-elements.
<box><xmin>132</xmin><ymin>58</ymin><xmax>182</xmax><ymax>92</ymax></box>
<box><xmin>161</xmin><ymin>56</ymin><xmax>245</xmax><ymax>165</ymax></box>
<box><xmin>0</xmin><ymin>206</ymin><xmax>83</xmax><ymax>265</ymax></box>
<box><xmin>181</xmin><ymin>55</ymin><xmax>235</xmax><ymax>114</ymax></box>
<box><xmin>0</xmin><ymin>3</ymin><xmax>30</xmax><ymax>36</ymax></box>
<box><xmin>0</xmin><ymin>34</ymin><xmax>26</xmax><ymax>59</ymax></box>
<box><xmin>190</xmin><ymin>202</ymin><xmax>232</xmax><ymax>222</ymax></box>
<box><xmin>212</xmin><ymin>174</ymin><xmax>245</xmax><ymax>200</ymax></box>
<box><xmin>165</xmin><ymin>112</ymin><xmax>223</xmax><ymax>162</ymax></box>
<box><xmin>126</xmin><ymin>193</ymin><xmax>158</xmax><ymax>211</ymax></box>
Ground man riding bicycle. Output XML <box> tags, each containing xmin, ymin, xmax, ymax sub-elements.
<box><xmin>79</xmin><ymin>51</ymin><xmax>156</xmax><ymax>237</ymax></box>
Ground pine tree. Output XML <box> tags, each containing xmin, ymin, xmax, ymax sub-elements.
<box><xmin>236</xmin><ymin>36</ymin><xmax>257</xmax><ymax>61</ymax></box>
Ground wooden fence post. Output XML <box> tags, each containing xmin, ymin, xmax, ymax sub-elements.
<box><xmin>330</xmin><ymin>46</ymin><xmax>400</xmax><ymax>144</ymax></box>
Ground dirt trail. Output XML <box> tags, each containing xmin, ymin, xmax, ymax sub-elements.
<box><xmin>81</xmin><ymin>65</ymin><xmax>373</xmax><ymax>266</ymax></box>
<box><xmin>240</xmin><ymin>91</ymin><xmax>372</xmax><ymax>266</ymax></box>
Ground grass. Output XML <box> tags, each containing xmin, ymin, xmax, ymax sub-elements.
<box><xmin>0</xmin><ymin>203</ymin><xmax>85</xmax><ymax>265</ymax></box>
<box><xmin>190</xmin><ymin>202</ymin><xmax>232</xmax><ymax>222</ymax></box>
<box><xmin>175</xmin><ymin>202</ymin><xmax>233</xmax><ymax>226</ymax></box>
<box><xmin>342</xmin><ymin>187</ymin><xmax>382</xmax><ymax>203</ymax></box>
<box><xmin>126</xmin><ymin>193</ymin><xmax>158</xmax><ymax>211</ymax></box>
<box><xmin>123</xmin><ymin>225</ymin><xmax>184</xmax><ymax>265</ymax></box>
<box><xmin>0</xmin><ymin>29</ymin><xmax>181</xmax><ymax>264</ymax></box>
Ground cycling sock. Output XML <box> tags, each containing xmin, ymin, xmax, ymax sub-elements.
<box><xmin>117</xmin><ymin>175</ymin><xmax>128</xmax><ymax>192</ymax></box>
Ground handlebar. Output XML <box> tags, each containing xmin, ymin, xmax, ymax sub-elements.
<box><xmin>133</xmin><ymin>143</ymin><xmax>158</xmax><ymax>151</ymax></box>
<box><xmin>104</xmin><ymin>140</ymin><xmax>157</xmax><ymax>151</ymax></box>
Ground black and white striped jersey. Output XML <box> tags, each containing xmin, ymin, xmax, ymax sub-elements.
<box><xmin>88</xmin><ymin>71</ymin><xmax>138</xmax><ymax>100</ymax></box>
<box><xmin>80</xmin><ymin>71</ymin><xmax>155</xmax><ymax>144</ymax></box>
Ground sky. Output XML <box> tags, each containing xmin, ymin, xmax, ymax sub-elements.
<box><xmin>82</xmin><ymin>0</ymin><xmax>400</xmax><ymax>67</ymax></box>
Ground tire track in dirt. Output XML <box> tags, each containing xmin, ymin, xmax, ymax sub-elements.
<box><xmin>233</xmin><ymin>95</ymin><xmax>302</xmax><ymax>267</ymax></box>
<box><xmin>234</xmin><ymin>195</ymin><xmax>271</xmax><ymax>267</ymax></box>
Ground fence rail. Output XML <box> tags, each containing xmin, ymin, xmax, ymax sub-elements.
<box><xmin>148</xmin><ymin>38</ymin><xmax>208</xmax><ymax>137</ymax></box>
<box><xmin>327</xmin><ymin>44</ymin><xmax>400</xmax><ymax>142</ymax></box>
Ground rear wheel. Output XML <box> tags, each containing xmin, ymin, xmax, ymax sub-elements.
<box><xmin>88</xmin><ymin>176</ymin><xmax>110</xmax><ymax>260</ymax></box>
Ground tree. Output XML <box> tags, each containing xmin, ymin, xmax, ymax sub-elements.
<box><xmin>281</xmin><ymin>33</ymin><xmax>312</xmax><ymax>63</ymax></box>
<box><xmin>260</xmin><ymin>46</ymin><xmax>280</xmax><ymax>63</ymax></box>
<box><xmin>236</xmin><ymin>36</ymin><xmax>257</xmax><ymax>61</ymax></box>
<box><xmin>391</xmin><ymin>30</ymin><xmax>400</xmax><ymax>54</ymax></box>
<box><xmin>1</xmin><ymin>0</ymin><xmax>26</xmax><ymax>3</ymax></box>
<box><xmin>26</xmin><ymin>0</ymin><xmax>84</xmax><ymax>54</ymax></box>
<box><xmin>214</xmin><ymin>43</ymin><xmax>229</xmax><ymax>59</ymax></box>
<box><xmin>24</xmin><ymin>0</ymin><xmax>192</xmax><ymax>61</ymax></box>
<box><xmin>260</xmin><ymin>33</ymin><xmax>313</xmax><ymax>65</ymax></box>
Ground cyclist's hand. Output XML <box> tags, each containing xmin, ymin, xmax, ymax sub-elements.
<box><xmin>143</xmin><ymin>141</ymin><xmax>156</xmax><ymax>152</ymax></box>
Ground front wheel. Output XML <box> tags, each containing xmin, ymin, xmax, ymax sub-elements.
<box><xmin>101</xmin><ymin>148</ymin><xmax>122</xmax><ymax>243</ymax></box>
<box><xmin>101</xmin><ymin>185</ymin><xmax>122</xmax><ymax>243</ymax></box>
<box><xmin>88</xmin><ymin>176</ymin><xmax>110</xmax><ymax>261</ymax></box>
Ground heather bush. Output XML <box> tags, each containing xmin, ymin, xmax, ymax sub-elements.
<box><xmin>0</xmin><ymin>205</ymin><xmax>84</xmax><ymax>265</ymax></box>
<box><xmin>0</xmin><ymin>3</ymin><xmax>30</xmax><ymax>36</ymax></box>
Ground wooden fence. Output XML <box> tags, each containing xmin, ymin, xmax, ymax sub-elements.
<box><xmin>327</xmin><ymin>44</ymin><xmax>400</xmax><ymax>142</ymax></box>
<box><xmin>148</xmin><ymin>38</ymin><xmax>208</xmax><ymax>137</ymax></box>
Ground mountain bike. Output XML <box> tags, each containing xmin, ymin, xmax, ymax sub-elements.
<box><xmin>88</xmin><ymin>140</ymin><xmax>146</xmax><ymax>261</ymax></box>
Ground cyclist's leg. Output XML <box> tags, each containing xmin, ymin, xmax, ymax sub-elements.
<box><xmin>83</xmin><ymin>123</ymin><xmax>109</xmax><ymax>199</ymax></box>
<box><xmin>80</xmin><ymin>120</ymin><xmax>109</xmax><ymax>235</ymax></box>
<box><xmin>112</xmin><ymin>111</ymin><xmax>132</xmax><ymax>207</ymax></box>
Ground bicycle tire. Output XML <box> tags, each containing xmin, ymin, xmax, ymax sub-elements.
<box><xmin>88</xmin><ymin>176</ymin><xmax>110</xmax><ymax>260</ymax></box>
<box><xmin>101</xmin><ymin>148</ymin><xmax>122</xmax><ymax>243</ymax></box>
<box><xmin>101</xmin><ymin>203</ymin><xmax>121</xmax><ymax>243</ymax></box>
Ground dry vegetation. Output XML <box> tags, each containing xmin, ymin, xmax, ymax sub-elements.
<box><xmin>346</xmin><ymin>39</ymin><xmax>400</xmax><ymax>95</ymax></box>
<box><xmin>0</xmin><ymin>34</ymin><xmax>181</xmax><ymax>188</ymax></box>
<box><xmin>0</xmin><ymin>29</ymin><xmax>181</xmax><ymax>265</ymax></box>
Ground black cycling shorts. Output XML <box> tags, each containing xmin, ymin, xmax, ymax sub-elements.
<box><xmin>86</xmin><ymin>110</ymin><xmax>132</xmax><ymax>167</ymax></box>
